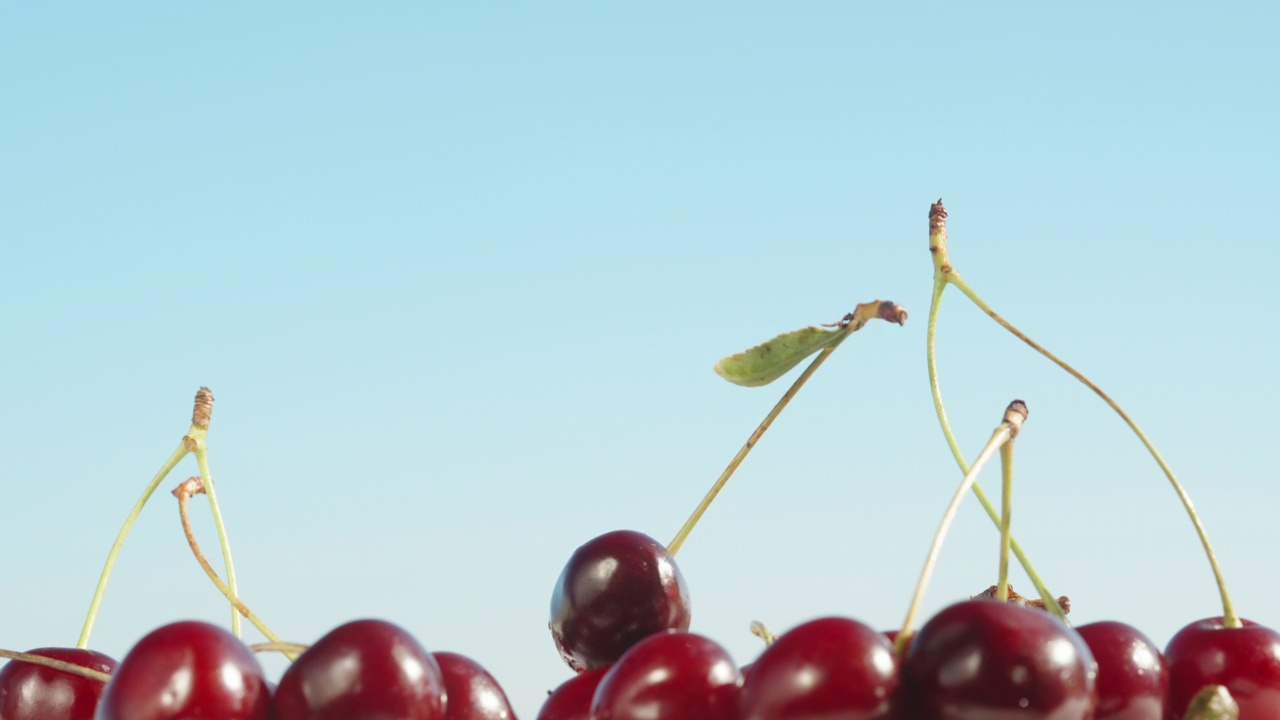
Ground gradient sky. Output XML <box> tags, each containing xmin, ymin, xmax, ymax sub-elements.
<box><xmin>3</xmin><ymin>4</ymin><xmax>1278</xmax><ymax>717</ymax></box>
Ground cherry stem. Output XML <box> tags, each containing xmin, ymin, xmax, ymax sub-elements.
<box><xmin>894</xmin><ymin>400</ymin><xmax>1028</xmax><ymax>657</ymax></box>
<box><xmin>173</xmin><ymin>476</ymin><xmax>298</xmax><ymax>661</ymax></box>
<box><xmin>0</xmin><ymin>649</ymin><xmax>112</xmax><ymax>683</ymax></box>
<box><xmin>249</xmin><ymin>642</ymin><xmax>310</xmax><ymax>656</ymax></box>
<box><xmin>926</xmin><ymin>222</ymin><xmax>1064</xmax><ymax>617</ymax></box>
<box><xmin>75</xmin><ymin>387</ymin><xmax>218</xmax><ymax>649</ymax></box>
<box><xmin>188</xmin><ymin>436</ymin><xmax>241</xmax><ymax>638</ymax></box>
<box><xmin>749</xmin><ymin>620</ymin><xmax>777</xmax><ymax>647</ymax></box>
<box><xmin>667</xmin><ymin>300</ymin><xmax>908</xmax><ymax>557</ymax></box>
<box><xmin>996</xmin><ymin>431</ymin><xmax>1016</xmax><ymax>602</ymax></box>
<box><xmin>928</xmin><ymin>199</ymin><xmax>1238</xmax><ymax>629</ymax></box>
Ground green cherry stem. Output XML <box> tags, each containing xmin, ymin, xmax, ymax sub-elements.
<box><xmin>187</xmin><ymin>415</ymin><xmax>242</xmax><ymax>639</ymax></box>
<box><xmin>996</xmin><ymin>427</ymin><xmax>1016</xmax><ymax>603</ymax></box>
<box><xmin>75</xmin><ymin>388</ymin><xmax>216</xmax><ymax>649</ymax></box>
<box><xmin>928</xmin><ymin>199</ymin><xmax>1238</xmax><ymax>629</ymax></box>
<box><xmin>667</xmin><ymin>300</ymin><xmax>909</xmax><ymax>556</ymax></box>
<box><xmin>894</xmin><ymin>400</ymin><xmax>1028</xmax><ymax>657</ymax></box>
<box><xmin>173</xmin><ymin>476</ymin><xmax>296</xmax><ymax>660</ymax></box>
<box><xmin>0</xmin><ymin>649</ymin><xmax>113</xmax><ymax>683</ymax></box>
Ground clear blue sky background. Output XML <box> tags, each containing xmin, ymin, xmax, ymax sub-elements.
<box><xmin>3</xmin><ymin>4</ymin><xmax>1278</xmax><ymax>717</ymax></box>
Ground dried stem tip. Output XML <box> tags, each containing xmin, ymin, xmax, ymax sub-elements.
<box><xmin>974</xmin><ymin>583</ymin><xmax>1070</xmax><ymax>615</ymax></box>
<box><xmin>172</xmin><ymin>476</ymin><xmax>206</xmax><ymax>499</ymax></box>
<box><xmin>876</xmin><ymin>301</ymin><xmax>909</xmax><ymax>326</ymax></box>
<box><xmin>1003</xmin><ymin>399</ymin><xmax>1029</xmax><ymax>436</ymax></box>
<box><xmin>929</xmin><ymin>199</ymin><xmax>947</xmax><ymax>230</ymax></box>
<box><xmin>192</xmin><ymin>387</ymin><xmax>214</xmax><ymax>429</ymax></box>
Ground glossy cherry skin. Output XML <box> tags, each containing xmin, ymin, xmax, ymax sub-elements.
<box><xmin>739</xmin><ymin>616</ymin><xmax>899</xmax><ymax>720</ymax></box>
<box><xmin>534</xmin><ymin>667</ymin><xmax>608</xmax><ymax>720</ymax></box>
<box><xmin>589</xmin><ymin>630</ymin><xmax>741</xmax><ymax>720</ymax></box>
<box><xmin>902</xmin><ymin>599</ymin><xmax>1097</xmax><ymax>720</ymax></box>
<box><xmin>433</xmin><ymin>651</ymin><xmax>516</xmax><ymax>720</ymax></box>
<box><xmin>93</xmin><ymin>620</ymin><xmax>270</xmax><ymax>720</ymax></box>
<box><xmin>549</xmin><ymin>530</ymin><xmax>691</xmax><ymax>672</ymax></box>
<box><xmin>0</xmin><ymin>647</ymin><xmax>117</xmax><ymax>720</ymax></box>
<box><xmin>274</xmin><ymin>619</ymin><xmax>446</xmax><ymax>720</ymax></box>
<box><xmin>1163</xmin><ymin>616</ymin><xmax>1280</xmax><ymax>720</ymax></box>
<box><xmin>1076</xmin><ymin>621</ymin><xmax>1167</xmax><ymax>720</ymax></box>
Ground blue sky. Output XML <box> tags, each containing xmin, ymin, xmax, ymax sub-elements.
<box><xmin>3</xmin><ymin>4</ymin><xmax>1278</xmax><ymax>717</ymax></box>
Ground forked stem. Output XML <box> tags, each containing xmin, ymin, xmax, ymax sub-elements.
<box><xmin>173</xmin><ymin>476</ymin><xmax>297</xmax><ymax>661</ymax></box>
<box><xmin>0</xmin><ymin>649</ymin><xmax>113</xmax><ymax>683</ymax></box>
<box><xmin>928</xmin><ymin>199</ymin><xmax>1238</xmax><ymax>628</ymax></box>
<box><xmin>894</xmin><ymin>401</ymin><xmax>1027</xmax><ymax>656</ymax></box>
<box><xmin>928</xmin><ymin>274</ymin><xmax>1064</xmax><ymax>619</ymax></box>
<box><xmin>667</xmin><ymin>300</ymin><xmax>908</xmax><ymax>556</ymax></box>
<box><xmin>75</xmin><ymin>388</ymin><xmax>218</xmax><ymax>649</ymax></box>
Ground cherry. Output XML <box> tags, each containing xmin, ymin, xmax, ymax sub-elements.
<box><xmin>274</xmin><ymin>618</ymin><xmax>446</xmax><ymax>720</ymax></box>
<box><xmin>1163</xmin><ymin>616</ymin><xmax>1280</xmax><ymax>720</ymax></box>
<box><xmin>93</xmin><ymin>620</ymin><xmax>270</xmax><ymax>720</ymax></box>
<box><xmin>902</xmin><ymin>599</ymin><xmax>1097</xmax><ymax>720</ymax></box>
<box><xmin>739</xmin><ymin>616</ymin><xmax>899</xmax><ymax>720</ymax></box>
<box><xmin>589</xmin><ymin>630</ymin><xmax>741</xmax><ymax>720</ymax></box>
<box><xmin>534</xmin><ymin>667</ymin><xmax>608</xmax><ymax>720</ymax></box>
<box><xmin>0</xmin><ymin>647</ymin><xmax>117</xmax><ymax>720</ymax></box>
<box><xmin>549</xmin><ymin>530</ymin><xmax>691</xmax><ymax>672</ymax></box>
<box><xmin>432</xmin><ymin>651</ymin><xmax>516</xmax><ymax>720</ymax></box>
<box><xmin>1075</xmin><ymin>621</ymin><xmax>1167</xmax><ymax>720</ymax></box>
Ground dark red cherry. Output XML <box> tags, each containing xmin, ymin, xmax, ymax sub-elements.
<box><xmin>739</xmin><ymin>616</ymin><xmax>899</xmax><ymax>720</ymax></box>
<box><xmin>549</xmin><ymin>530</ymin><xmax>691</xmax><ymax>672</ymax></box>
<box><xmin>902</xmin><ymin>599</ymin><xmax>1097</xmax><ymax>720</ymax></box>
<box><xmin>589</xmin><ymin>630</ymin><xmax>740</xmax><ymax>720</ymax></box>
<box><xmin>0</xmin><ymin>647</ymin><xmax>117</xmax><ymax>720</ymax></box>
<box><xmin>1164</xmin><ymin>617</ymin><xmax>1280</xmax><ymax>720</ymax></box>
<box><xmin>1076</xmin><ymin>621</ymin><xmax>1167</xmax><ymax>720</ymax></box>
<box><xmin>534</xmin><ymin>667</ymin><xmax>608</xmax><ymax>720</ymax></box>
<box><xmin>433</xmin><ymin>651</ymin><xmax>516</xmax><ymax>720</ymax></box>
<box><xmin>93</xmin><ymin>620</ymin><xmax>270</xmax><ymax>720</ymax></box>
<box><xmin>274</xmin><ymin>619</ymin><xmax>446</xmax><ymax>720</ymax></box>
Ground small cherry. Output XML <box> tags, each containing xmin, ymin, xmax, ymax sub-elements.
<box><xmin>1075</xmin><ymin>621</ymin><xmax>1167</xmax><ymax>720</ymax></box>
<box><xmin>93</xmin><ymin>620</ymin><xmax>270</xmax><ymax>720</ymax></box>
<box><xmin>432</xmin><ymin>651</ymin><xmax>516</xmax><ymax>720</ymax></box>
<box><xmin>739</xmin><ymin>616</ymin><xmax>899</xmax><ymax>720</ymax></box>
<box><xmin>0</xmin><ymin>647</ymin><xmax>117</xmax><ymax>720</ymax></box>
<box><xmin>1163</xmin><ymin>616</ymin><xmax>1280</xmax><ymax>720</ymax></box>
<box><xmin>549</xmin><ymin>530</ymin><xmax>690</xmax><ymax>672</ymax></box>
<box><xmin>274</xmin><ymin>618</ymin><xmax>446</xmax><ymax>720</ymax></box>
<box><xmin>902</xmin><ymin>599</ymin><xmax>1097</xmax><ymax>720</ymax></box>
<box><xmin>534</xmin><ymin>667</ymin><xmax>608</xmax><ymax>720</ymax></box>
<box><xmin>589</xmin><ymin>630</ymin><xmax>741</xmax><ymax>720</ymax></box>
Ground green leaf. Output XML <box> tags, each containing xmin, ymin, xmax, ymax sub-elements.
<box><xmin>714</xmin><ymin>326</ymin><xmax>843</xmax><ymax>387</ymax></box>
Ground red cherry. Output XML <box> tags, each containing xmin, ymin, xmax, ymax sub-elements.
<box><xmin>274</xmin><ymin>619</ymin><xmax>446</xmax><ymax>720</ymax></box>
<box><xmin>589</xmin><ymin>630</ymin><xmax>741</xmax><ymax>720</ymax></box>
<box><xmin>534</xmin><ymin>667</ymin><xmax>608</xmax><ymax>720</ymax></box>
<box><xmin>1076</xmin><ymin>621</ymin><xmax>1167</xmax><ymax>720</ymax></box>
<box><xmin>93</xmin><ymin>620</ymin><xmax>270</xmax><ymax>720</ymax></box>
<box><xmin>549</xmin><ymin>530</ymin><xmax>691</xmax><ymax>672</ymax></box>
<box><xmin>902</xmin><ymin>599</ymin><xmax>1097</xmax><ymax>720</ymax></box>
<box><xmin>1163</xmin><ymin>616</ymin><xmax>1280</xmax><ymax>720</ymax></box>
<box><xmin>432</xmin><ymin>651</ymin><xmax>516</xmax><ymax>720</ymax></box>
<box><xmin>0</xmin><ymin>647</ymin><xmax>117</xmax><ymax>720</ymax></box>
<box><xmin>739</xmin><ymin>616</ymin><xmax>899</xmax><ymax>720</ymax></box>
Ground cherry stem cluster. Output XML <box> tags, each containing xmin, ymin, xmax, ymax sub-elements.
<box><xmin>926</xmin><ymin>199</ymin><xmax>1238</xmax><ymax>629</ymax></box>
<box><xmin>894</xmin><ymin>400</ymin><xmax>1028</xmax><ymax>657</ymax></box>
<box><xmin>173</xmin><ymin>476</ymin><xmax>297</xmax><ymax>661</ymax></box>
<box><xmin>667</xmin><ymin>300</ymin><xmax>908</xmax><ymax>557</ymax></box>
<box><xmin>76</xmin><ymin>388</ymin><xmax>245</xmax><ymax>648</ymax></box>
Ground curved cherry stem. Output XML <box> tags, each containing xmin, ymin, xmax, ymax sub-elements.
<box><xmin>894</xmin><ymin>400</ymin><xmax>1028</xmax><ymax>656</ymax></box>
<box><xmin>173</xmin><ymin>477</ymin><xmax>297</xmax><ymax>661</ymax></box>
<box><xmin>927</xmin><ymin>277</ymin><xmax>1065</xmax><ymax>619</ymax></box>
<box><xmin>0</xmin><ymin>649</ymin><xmax>112</xmax><ymax>683</ymax></box>
<box><xmin>928</xmin><ymin>199</ymin><xmax>1238</xmax><ymax>628</ymax></box>
<box><xmin>188</xmin><ymin>438</ymin><xmax>241</xmax><ymax>638</ymax></box>
<box><xmin>749</xmin><ymin>620</ymin><xmax>777</xmax><ymax>647</ymax></box>
<box><xmin>667</xmin><ymin>300</ymin><xmax>908</xmax><ymax>556</ymax></box>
